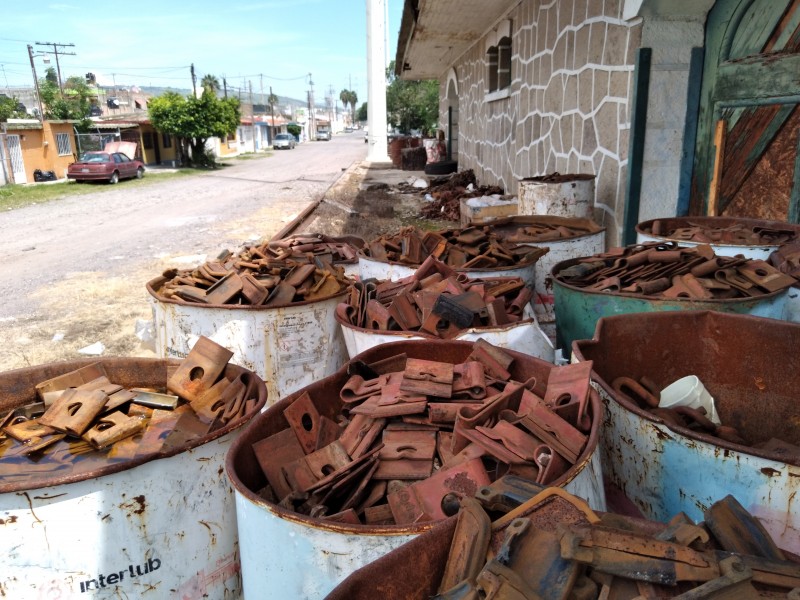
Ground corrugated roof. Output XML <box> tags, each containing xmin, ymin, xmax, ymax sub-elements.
<box><xmin>90</xmin><ymin>122</ymin><xmax>139</xmax><ymax>130</ymax></box>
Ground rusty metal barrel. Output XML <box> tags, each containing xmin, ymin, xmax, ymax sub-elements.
<box><xmin>552</xmin><ymin>256</ymin><xmax>791</xmax><ymax>352</ymax></box>
<box><xmin>226</xmin><ymin>340</ymin><xmax>605</xmax><ymax>599</ymax></box>
<box><xmin>148</xmin><ymin>275</ymin><xmax>349</xmax><ymax>405</ymax></box>
<box><xmin>572</xmin><ymin>311</ymin><xmax>800</xmax><ymax>555</ymax></box>
<box><xmin>0</xmin><ymin>357</ymin><xmax>266</xmax><ymax>599</ymax></box>
<box><xmin>485</xmin><ymin>215</ymin><xmax>606</xmax><ymax>340</ymax></box>
<box><xmin>636</xmin><ymin>216</ymin><xmax>800</xmax><ymax>260</ymax></box>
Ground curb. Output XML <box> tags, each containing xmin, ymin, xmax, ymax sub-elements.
<box><xmin>269</xmin><ymin>161</ymin><xmax>367</xmax><ymax>241</ymax></box>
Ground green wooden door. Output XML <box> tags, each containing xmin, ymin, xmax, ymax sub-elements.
<box><xmin>692</xmin><ymin>0</ymin><xmax>800</xmax><ymax>222</ymax></box>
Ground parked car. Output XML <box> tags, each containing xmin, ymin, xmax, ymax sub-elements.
<box><xmin>344</xmin><ymin>126</ymin><xmax>353</xmax><ymax>133</ymax></box>
<box><xmin>273</xmin><ymin>133</ymin><xmax>296</xmax><ymax>149</ymax></box>
<box><xmin>316</xmin><ymin>129</ymin><xmax>331</xmax><ymax>141</ymax></box>
<box><xmin>67</xmin><ymin>150</ymin><xmax>144</xmax><ymax>184</ymax></box>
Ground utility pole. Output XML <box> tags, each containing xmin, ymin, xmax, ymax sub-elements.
<box><xmin>269</xmin><ymin>85</ymin><xmax>275</xmax><ymax>140</ymax></box>
<box><xmin>259</xmin><ymin>74</ymin><xmax>264</xmax><ymax>116</ymax></box>
<box><xmin>1</xmin><ymin>64</ymin><xmax>10</xmax><ymax>94</ymax></box>
<box><xmin>35</xmin><ymin>41</ymin><xmax>75</xmax><ymax>94</ymax></box>
<box><xmin>223</xmin><ymin>76</ymin><xmax>228</xmax><ymax>99</ymax></box>
<box><xmin>26</xmin><ymin>45</ymin><xmax>44</xmax><ymax>120</ymax></box>
<box><xmin>308</xmin><ymin>73</ymin><xmax>316</xmax><ymax>140</ymax></box>
<box><xmin>190</xmin><ymin>63</ymin><xmax>197</xmax><ymax>97</ymax></box>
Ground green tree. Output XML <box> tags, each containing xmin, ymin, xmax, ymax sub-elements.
<box><xmin>0</xmin><ymin>95</ymin><xmax>26</xmax><ymax>122</ymax></box>
<box><xmin>339</xmin><ymin>89</ymin><xmax>358</xmax><ymax>123</ymax></box>
<box><xmin>348</xmin><ymin>91</ymin><xmax>358</xmax><ymax>118</ymax></box>
<box><xmin>286</xmin><ymin>123</ymin><xmax>301</xmax><ymax>139</ymax></box>
<box><xmin>149</xmin><ymin>90</ymin><xmax>241</xmax><ymax>167</ymax></box>
<box><xmin>385</xmin><ymin>61</ymin><xmax>438</xmax><ymax>134</ymax></box>
<box><xmin>339</xmin><ymin>89</ymin><xmax>350</xmax><ymax>121</ymax></box>
<box><xmin>38</xmin><ymin>68</ymin><xmax>94</xmax><ymax>130</ymax></box>
<box><xmin>267</xmin><ymin>91</ymin><xmax>279</xmax><ymax>126</ymax></box>
<box><xmin>201</xmin><ymin>74</ymin><xmax>221</xmax><ymax>95</ymax></box>
<box><xmin>356</xmin><ymin>101</ymin><xmax>368</xmax><ymax>122</ymax></box>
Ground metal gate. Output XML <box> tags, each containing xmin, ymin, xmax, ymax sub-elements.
<box><xmin>6</xmin><ymin>135</ymin><xmax>26</xmax><ymax>184</ymax></box>
<box><xmin>75</xmin><ymin>132</ymin><xmax>120</xmax><ymax>156</ymax></box>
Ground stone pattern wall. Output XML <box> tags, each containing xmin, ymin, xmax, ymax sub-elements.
<box><xmin>443</xmin><ymin>0</ymin><xmax>642</xmax><ymax>245</ymax></box>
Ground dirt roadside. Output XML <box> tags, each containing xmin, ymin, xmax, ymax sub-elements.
<box><xmin>0</xmin><ymin>161</ymin><xmax>453</xmax><ymax>372</ymax></box>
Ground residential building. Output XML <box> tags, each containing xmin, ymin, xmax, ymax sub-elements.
<box><xmin>396</xmin><ymin>0</ymin><xmax>800</xmax><ymax>244</ymax></box>
<box><xmin>0</xmin><ymin>119</ymin><xmax>76</xmax><ymax>184</ymax></box>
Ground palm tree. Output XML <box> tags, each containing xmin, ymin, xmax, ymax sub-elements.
<box><xmin>348</xmin><ymin>91</ymin><xmax>358</xmax><ymax>121</ymax></box>
<box><xmin>339</xmin><ymin>89</ymin><xmax>350</xmax><ymax>122</ymax></box>
<box><xmin>267</xmin><ymin>91</ymin><xmax>279</xmax><ymax>136</ymax></box>
<box><xmin>201</xmin><ymin>74</ymin><xmax>221</xmax><ymax>95</ymax></box>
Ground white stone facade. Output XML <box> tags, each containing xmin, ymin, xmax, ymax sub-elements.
<box><xmin>442</xmin><ymin>0</ymin><xmax>642</xmax><ymax>245</ymax></box>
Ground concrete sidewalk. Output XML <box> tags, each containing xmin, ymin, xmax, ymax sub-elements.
<box><xmin>290</xmin><ymin>160</ymin><xmax>431</xmax><ymax>241</ymax></box>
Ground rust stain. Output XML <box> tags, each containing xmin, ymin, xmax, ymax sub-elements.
<box><xmin>121</xmin><ymin>495</ymin><xmax>147</xmax><ymax>516</ymax></box>
<box><xmin>198</xmin><ymin>520</ymin><xmax>218</xmax><ymax>546</ymax></box>
<box><xmin>132</xmin><ymin>495</ymin><xmax>146</xmax><ymax>515</ymax></box>
<box><xmin>653</xmin><ymin>429</ymin><xmax>673</xmax><ymax>442</ymax></box>
<box><xmin>761</xmin><ymin>467</ymin><xmax>781</xmax><ymax>477</ymax></box>
<box><xmin>32</xmin><ymin>493</ymin><xmax>67</xmax><ymax>501</ymax></box>
<box><xmin>0</xmin><ymin>515</ymin><xmax>17</xmax><ymax>525</ymax></box>
<box><xmin>20</xmin><ymin>492</ymin><xmax>42</xmax><ymax>525</ymax></box>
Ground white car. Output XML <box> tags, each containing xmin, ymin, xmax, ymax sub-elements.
<box><xmin>273</xmin><ymin>133</ymin><xmax>296</xmax><ymax>150</ymax></box>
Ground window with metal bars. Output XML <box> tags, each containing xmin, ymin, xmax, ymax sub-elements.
<box><xmin>56</xmin><ymin>132</ymin><xmax>71</xmax><ymax>156</ymax></box>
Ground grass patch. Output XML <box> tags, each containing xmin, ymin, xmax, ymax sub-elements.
<box><xmin>0</xmin><ymin>169</ymin><xmax>196</xmax><ymax>212</ymax></box>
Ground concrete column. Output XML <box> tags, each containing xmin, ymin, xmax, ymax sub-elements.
<box><xmin>366</xmin><ymin>0</ymin><xmax>390</xmax><ymax>163</ymax></box>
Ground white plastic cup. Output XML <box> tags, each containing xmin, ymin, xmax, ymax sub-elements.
<box><xmin>659</xmin><ymin>375</ymin><xmax>721</xmax><ymax>425</ymax></box>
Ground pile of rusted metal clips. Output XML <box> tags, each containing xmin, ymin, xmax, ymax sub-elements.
<box><xmin>248</xmin><ymin>343</ymin><xmax>595</xmax><ymax>526</ymax></box>
<box><xmin>555</xmin><ymin>241</ymin><xmax>797</xmax><ymax>299</ymax></box>
<box><xmin>412</xmin><ymin>169</ymin><xmax>506</xmax><ymax>222</ymax></box>
<box><xmin>336</xmin><ymin>256</ymin><xmax>533</xmax><ymax>338</ymax></box>
<box><xmin>361</xmin><ymin>225</ymin><xmax>548</xmax><ymax>269</ymax></box>
<box><xmin>150</xmin><ymin>239</ymin><xmax>353</xmax><ymax>306</ymax></box>
<box><xmin>641</xmin><ymin>220</ymin><xmax>797</xmax><ymax>245</ymax></box>
<box><xmin>258</xmin><ymin>233</ymin><xmax>363</xmax><ymax>267</ymax></box>
<box><xmin>329</xmin><ymin>489</ymin><xmax>800</xmax><ymax>599</ymax></box>
<box><xmin>0</xmin><ymin>337</ymin><xmax>262</xmax><ymax>484</ymax></box>
<box><xmin>497</xmin><ymin>218</ymin><xmax>602</xmax><ymax>243</ymax></box>
<box><xmin>770</xmin><ymin>241</ymin><xmax>800</xmax><ymax>278</ymax></box>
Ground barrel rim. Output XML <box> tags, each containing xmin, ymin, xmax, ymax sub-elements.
<box><xmin>225</xmin><ymin>339</ymin><xmax>601</xmax><ymax>535</ymax></box>
<box><xmin>356</xmin><ymin>251</ymin><xmax>542</xmax><ymax>273</ymax></box>
<box><xmin>572</xmin><ymin>310</ymin><xmax>800</xmax><ymax>466</ymax></box>
<box><xmin>146</xmin><ymin>275</ymin><xmax>350</xmax><ymax>309</ymax></box>
<box><xmin>0</xmin><ymin>357</ymin><xmax>267</xmax><ymax>494</ymax></box>
<box><xmin>336</xmin><ymin>314</ymin><xmax>537</xmax><ymax>339</ymax></box>
<box><xmin>486</xmin><ymin>215</ymin><xmax>606</xmax><ymax>244</ymax></box>
<box><xmin>551</xmin><ymin>256</ymin><xmax>789</xmax><ymax>304</ymax></box>
<box><xmin>635</xmin><ymin>216</ymin><xmax>800</xmax><ymax>249</ymax></box>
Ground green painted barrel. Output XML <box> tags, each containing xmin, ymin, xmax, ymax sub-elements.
<box><xmin>552</xmin><ymin>257</ymin><xmax>790</xmax><ymax>352</ymax></box>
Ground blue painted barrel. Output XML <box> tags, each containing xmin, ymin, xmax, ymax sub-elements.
<box><xmin>552</xmin><ymin>257</ymin><xmax>789</xmax><ymax>352</ymax></box>
<box><xmin>572</xmin><ymin>311</ymin><xmax>800</xmax><ymax>555</ymax></box>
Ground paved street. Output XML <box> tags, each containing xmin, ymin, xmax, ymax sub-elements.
<box><xmin>0</xmin><ymin>131</ymin><xmax>366</xmax><ymax>369</ymax></box>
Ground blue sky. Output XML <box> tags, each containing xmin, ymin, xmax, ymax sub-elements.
<box><xmin>0</xmin><ymin>0</ymin><xmax>403</xmax><ymax>107</ymax></box>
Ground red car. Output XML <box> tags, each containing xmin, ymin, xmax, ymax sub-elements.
<box><xmin>67</xmin><ymin>142</ymin><xmax>145</xmax><ymax>184</ymax></box>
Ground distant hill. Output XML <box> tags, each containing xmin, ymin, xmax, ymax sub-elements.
<box><xmin>131</xmin><ymin>86</ymin><xmax>316</xmax><ymax>108</ymax></box>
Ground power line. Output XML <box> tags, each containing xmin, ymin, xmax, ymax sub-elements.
<box><xmin>35</xmin><ymin>41</ymin><xmax>75</xmax><ymax>93</ymax></box>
